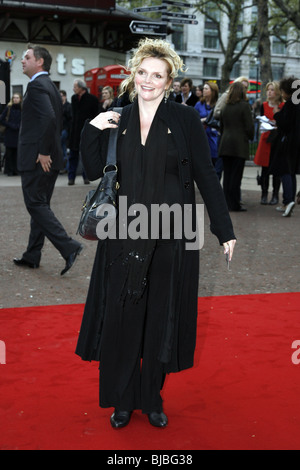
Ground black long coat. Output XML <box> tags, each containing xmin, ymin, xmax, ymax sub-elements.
<box><xmin>69</xmin><ymin>91</ymin><xmax>99</xmax><ymax>151</ymax></box>
<box><xmin>0</xmin><ymin>103</ymin><xmax>21</xmax><ymax>148</ymax></box>
<box><xmin>75</xmin><ymin>100</ymin><xmax>235</xmax><ymax>373</ymax></box>
<box><xmin>269</xmin><ymin>98</ymin><xmax>300</xmax><ymax>176</ymax></box>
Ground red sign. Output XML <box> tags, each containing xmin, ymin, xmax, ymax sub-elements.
<box><xmin>15</xmin><ymin>0</ymin><xmax>115</xmax><ymax>9</ymax></box>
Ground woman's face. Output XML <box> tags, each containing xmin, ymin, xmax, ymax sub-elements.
<box><xmin>102</xmin><ymin>89</ymin><xmax>110</xmax><ymax>100</ymax></box>
<box><xmin>267</xmin><ymin>85</ymin><xmax>276</xmax><ymax>101</ymax></box>
<box><xmin>12</xmin><ymin>94</ymin><xmax>21</xmax><ymax>104</ymax></box>
<box><xmin>196</xmin><ymin>86</ymin><xmax>202</xmax><ymax>98</ymax></box>
<box><xmin>203</xmin><ymin>84</ymin><xmax>212</xmax><ymax>100</ymax></box>
<box><xmin>181</xmin><ymin>82</ymin><xmax>191</xmax><ymax>96</ymax></box>
<box><xmin>135</xmin><ymin>57</ymin><xmax>171</xmax><ymax>104</ymax></box>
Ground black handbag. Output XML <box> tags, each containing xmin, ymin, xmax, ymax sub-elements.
<box><xmin>77</xmin><ymin>108</ymin><xmax>122</xmax><ymax>241</ymax></box>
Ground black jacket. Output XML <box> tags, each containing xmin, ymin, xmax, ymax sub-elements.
<box><xmin>0</xmin><ymin>103</ymin><xmax>21</xmax><ymax>148</ymax></box>
<box><xmin>69</xmin><ymin>91</ymin><xmax>99</xmax><ymax>151</ymax></box>
<box><xmin>271</xmin><ymin>98</ymin><xmax>300</xmax><ymax>175</ymax></box>
<box><xmin>18</xmin><ymin>74</ymin><xmax>63</xmax><ymax>171</ymax></box>
<box><xmin>75</xmin><ymin>100</ymin><xmax>235</xmax><ymax>372</ymax></box>
<box><xmin>175</xmin><ymin>92</ymin><xmax>198</xmax><ymax>107</ymax></box>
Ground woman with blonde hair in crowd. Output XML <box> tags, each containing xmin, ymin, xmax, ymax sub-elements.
<box><xmin>254</xmin><ymin>81</ymin><xmax>283</xmax><ymax>205</ymax></box>
<box><xmin>213</xmin><ymin>76</ymin><xmax>249</xmax><ymax>120</ymax></box>
<box><xmin>76</xmin><ymin>37</ymin><xmax>236</xmax><ymax>429</ymax></box>
<box><xmin>100</xmin><ymin>85</ymin><xmax>114</xmax><ymax>111</ymax></box>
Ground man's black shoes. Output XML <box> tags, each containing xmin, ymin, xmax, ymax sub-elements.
<box><xmin>61</xmin><ymin>244</ymin><xmax>83</xmax><ymax>276</ymax></box>
<box><xmin>13</xmin><ymin>258</ymin><xmax>39</xmax><ymax>269</ymax></box>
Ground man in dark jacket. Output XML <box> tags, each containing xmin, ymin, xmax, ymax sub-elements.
<box><xmin>14</xmin><ymin>45</ymin><xmax>82</xmax><ymax>274</ymax></box>
<box><xmin>68</xmin><ymin>79</ymin><xmax>99</xmax><ymax>185</ymax></box>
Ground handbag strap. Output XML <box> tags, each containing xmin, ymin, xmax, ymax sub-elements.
<box><xmin>105</xmin><ymin>107</ymin><xmax>123</xmax><ymax>167</ymax></box>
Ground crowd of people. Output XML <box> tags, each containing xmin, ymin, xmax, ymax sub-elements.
<box><xmin>171</xmin><ymin>74</ymin><xmax>300</xmax><ymax>217</ymax></box>
<box><xmin>1</xmin><ymin>63</ymin><xmax>298</xmax><ymax>218</ymax></box>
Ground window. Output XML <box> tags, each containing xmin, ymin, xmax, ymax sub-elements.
<box><xmin>272</xmin><ymin>36</ymin><xmax>286</xmax><ymax>55</ymax></box>
<box><xmin>203</xmin><ymin>58</ymin><xmax>218</xmax><ymax>77</ymax></box>
<box><xmin>172</xmin><ymin>26</ymin><xmax>184</xmax><ymax>51</ymax></box>
<box><xmin>204</xmin><ymin>25</ymin><xmax>219</xmax><ymax>49</ymax></box>
<box><xmin>231</xmin><ymin>61</ymin><xmax>241</xmax><ymax>79</ymax></box>
<box><xmin>272</xmin><ymin>63</ymin><xmax>285</xmax><ymax>81</ymax></box>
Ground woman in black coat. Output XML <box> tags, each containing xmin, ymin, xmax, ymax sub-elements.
<box><xmin>269</xmin><ymin>76</ymin><xmax>300</xmax><ymax>217</ymax></box>
<box><xmin>218</xmin><ymin>82</ymin><xmax>254</xmax><ymax>211</ymax></box>
<box><xmin>75</xmin><ymin>38</ymin><xmax>236</xmax><ymax>429</ymax></box>
<box><xmin>0</xmin><ymin>93</ymin><xmax>22</xmax><ymax>175</ymax></box>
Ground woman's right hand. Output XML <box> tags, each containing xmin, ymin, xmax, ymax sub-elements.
<box><xmin>90</xmin><ymin>110</ymin><xmax>121</xmax><ymax>131</ymax></box>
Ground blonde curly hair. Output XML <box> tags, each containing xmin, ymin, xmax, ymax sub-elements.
<box><xmin>119</xmin><ymin>38</ymin><xmax>185</xmax><ymax>101</ymax></box>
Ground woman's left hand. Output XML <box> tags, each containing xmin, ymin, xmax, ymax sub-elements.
<box><xmin>223</xmin><ymin>239</ymin><xmax>236</xmax><ymax>262</ymax></box>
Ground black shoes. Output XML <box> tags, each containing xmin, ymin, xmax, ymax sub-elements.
<box><xmin>110</xmin><ymin>409</ymin><xmax>168</xmax><ymax>429</ymax></box>
<box><xmin>14</xmin><ymin>245</ymin><xmax>83</xmax><ymax>275</ymax></box>
<box><xmin>148</xmin><ymin>411</ymin><xmax>168</xmax><ymax>428</ymax></box>
<box><xmin>61</xmin><ymin>244</ymin><xmax>83</xmax><ymax>276</ymax></box>
<box><xmin>13</xmin><ymin>258</ymin><xmax>39</xmax><ymax>269</ymax></box>
<box><xmin>110</xmin><ymin>410</ymin><xmax>132</xmax><ymax>429</ymax></box>
<box><xmin>260</xmin><ymin>195</ymin><xmax>268</xmax><ymax>205</ymax></box>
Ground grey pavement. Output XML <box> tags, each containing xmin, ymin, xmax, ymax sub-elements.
<box><xmin>0</xmin><ymin>165</ymin><xmax>299</xmax><ymax>309</ymax></box>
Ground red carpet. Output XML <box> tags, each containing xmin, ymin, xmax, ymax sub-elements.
<box><xmin>1</xmin><ymin>292</ymin><xmax>300</xmax><ymax>450</ymax></box>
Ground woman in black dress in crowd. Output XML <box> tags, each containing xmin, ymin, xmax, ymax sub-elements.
<box><xmin>76</xmin><ymin>38</ymin><xmax>236</xmax><ymax>429</ymax></box>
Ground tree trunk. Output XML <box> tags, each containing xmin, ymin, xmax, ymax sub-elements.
<box><xmin>257</xmin><ymin>0</ymin><xmax>272</xmax><ymax>101</ymax></box>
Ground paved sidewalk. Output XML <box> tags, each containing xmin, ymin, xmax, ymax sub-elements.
<box><xmin>0</xmin><ymin>166</ymin><xmax>299</xmax><ymax>309</ymax></box>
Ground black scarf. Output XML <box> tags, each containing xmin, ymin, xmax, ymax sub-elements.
<box><xmin>118</xmin><ymin>98</ymin><xmax>168</xmax><ymax>302</ymax></box>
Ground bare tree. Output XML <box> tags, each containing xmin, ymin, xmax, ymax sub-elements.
<box><xmin>195</xmin><ymin>0</ymin><xmax>257</xmax><ymax>91</ymax></box>
<box><xmin>271</xmin><ymin>0</ymin><xmax>300</xmax><ymax>29</ymax></box>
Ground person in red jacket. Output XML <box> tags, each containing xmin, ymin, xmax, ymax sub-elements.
<box><xmin>254</xmin><ymin>82</ymin><xmax>284</xmax><ymax>205</ymax></box>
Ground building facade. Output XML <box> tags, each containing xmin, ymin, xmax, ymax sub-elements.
<box><xmin>170</xmin><ymin>1</ymin><xmax>300</xmax><ymax>90</ymax></box>
<box><xmin>0</xmin><ymin>1</ymin><xmax>299</xmax><ymax>102</ymax></box>
<box><xmin>0</xmin><ymin>1</ymin><xmax>144</xmax><ymax>101</ymax></box>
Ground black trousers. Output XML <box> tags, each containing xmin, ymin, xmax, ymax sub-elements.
<box><xmin>222</xmin><ymin>155</ymin><xmax>245</xmax><ymax>211</ymax></box>
<box><xmin>4</xmin><ymin>147</ymin><xmax>18</xmax><ymax>175</ymax></box>
<box><xmin>99</xmin><ymin>239</ymin><xmax>176</xmax><ymax>413</ymax></box>
<box><xmin>260</xmin><ymin>166</ymin><xmax>281</xmax><ymax>196</ymax></box>
<box><xmin>20</xmin><ymin>166</ymin><xmax>81</xmax><ymax>265</ymax></box>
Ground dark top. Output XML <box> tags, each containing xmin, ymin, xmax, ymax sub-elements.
<box><xmin>175</xmin><ymin>92</ymin><xmax>198</xmax><ymax>107</ymax></box>
<box><xmin>76</xmin><ymin>100</ymin><xmax>236</xmax><ymax>372</ymax></box>
<box><xmin>0</xmin><ymin>103</ymin><xmax>21</xmax><ymax>148</ymax></box>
